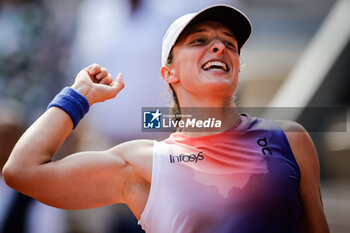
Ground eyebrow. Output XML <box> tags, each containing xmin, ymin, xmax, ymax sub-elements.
<box><xmin>188</xmin><ymin>28</ymin><xmax>235</xmax><ymax>39</ymax></box>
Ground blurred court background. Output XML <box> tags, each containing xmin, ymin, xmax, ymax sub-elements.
<box><xmin>0</xmin><ymin>0</ymin><xmax>349</xmax><ymax>232</ymax></box>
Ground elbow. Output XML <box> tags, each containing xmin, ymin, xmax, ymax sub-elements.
<box><xmin>2</xmin><ymin>162</ymin><xmax>18</xmax><ymax>188</ymax></box>
<box><xmin>2</xmin><ymin>160</ymin><xmax>26</xmax><ymax>191</ymax></box>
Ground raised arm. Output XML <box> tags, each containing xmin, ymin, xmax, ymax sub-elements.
<box><xmin>2</xmin><ymin>64</ymin><xmax>153</xmax><ymax>217</ymax></box>
<box><xmin>279</xmin><ymin>121</ymin><xmax>330</xmax><ymax>233</ymax></box>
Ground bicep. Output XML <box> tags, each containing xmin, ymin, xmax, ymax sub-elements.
<box><xmin>25</xmin><ymin>150</ymin><xmax>130</xmax><ymax>209</ymax></box>
<box><xmin>283</xmin><ymin>124</ymin><xmax>330</xmax><ymax>233</ymax></box>
<box><xmin>295</xmin><ymin>135</ymin><xmax>327</xmax><ymax>233</ymax></box>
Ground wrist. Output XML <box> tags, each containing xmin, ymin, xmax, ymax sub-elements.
<box><xmin>71</xmin><ymin>82</ymin><xmax>93</xmax><ymax>106</ymax></box>
<box><xmin>48</xmin><ymin>87</ymin><xmax>90</xmax><ymax>129</ymax></box>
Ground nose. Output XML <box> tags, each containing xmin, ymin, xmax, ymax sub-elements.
<box><xmin>211</xmin><ymin>39</ymin><xmax>226</xmax><ymax>55</ymax></box>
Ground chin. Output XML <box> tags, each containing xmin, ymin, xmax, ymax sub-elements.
<box><xmin>206</xmin><ymin>78</ymin><xmax>237</xmax><ymax>90</ymax></box>
<box><xmin>205</xmin><ymin>82</ymin><xmax>236</xmax><ymax>97</ymax></box>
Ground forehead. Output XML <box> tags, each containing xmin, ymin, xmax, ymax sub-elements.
<box><xmin>179</xmin><ymin>20</ymin><xmax>236</xmax><ymax>41</ymax></box>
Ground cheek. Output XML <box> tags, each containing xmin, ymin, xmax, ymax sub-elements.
<box><xmin>175</xmin><ymin>52</ymin><xmax>200</xmax><ymax>81</ymax></box>
<box><xmin>232</xmin><ymin>54</ymin><xmax>240</xmax><ymax>70</ymax></box>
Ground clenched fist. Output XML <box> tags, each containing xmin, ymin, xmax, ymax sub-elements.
<box><xmin>71</xmin><ymin>64</ymin><xmax>125</xmax><ymax>105</ymax></box>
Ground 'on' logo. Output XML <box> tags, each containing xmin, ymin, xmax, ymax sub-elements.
<box><xmin>257</xmin><ymin>137</ymin><xmax>272</xmax><ymax>156</ymax></box>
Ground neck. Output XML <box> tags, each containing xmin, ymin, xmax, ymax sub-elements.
<box><xmin>177</xmin><ymin>95</ymin><xmax>239</xmax><ymax>137</ymax></box>
<box><xmin>179</xmin><ymin>88</ymin><xmax>236</xmax><ymax>107</ymax></box>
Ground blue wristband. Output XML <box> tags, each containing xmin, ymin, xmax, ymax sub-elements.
<box><xmin>48</xmin><ymin>87</ymin><xmax>90</xmax><ymax>129</ymax></box>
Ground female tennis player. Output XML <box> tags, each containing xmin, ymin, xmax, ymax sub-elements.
<box><xmin>3</xmin><ymin>5</ymin><xmax>329</xmax><ymax>233</ymax></box>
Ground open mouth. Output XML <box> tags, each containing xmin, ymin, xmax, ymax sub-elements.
<box><xmin>202</xmin><ymin>61</ymin><xmax>228</xmax><ymax>72</ymax></box>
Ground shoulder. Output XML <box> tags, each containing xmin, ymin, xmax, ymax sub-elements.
<box><xmin>275</xmin><ymin>119</ymin><xmax>306</xmax><ymax>133</ymax></box>
<box><xmin>275</xmin><ymin>120</ymin><xmax>318</xmax><ymax>176</ymax></box>
<box><xmin>275</xmin><ymin>120</ymin><xmax>310</xmax><ymax>147</ymax></box>
<box><xmin>108</xmin><ymin>139</ymin><xmax>154</xmax><ymax>183</ymax></box>
<box><xmin>110</xmin><ymin>139</ymin><xmax>154</xmax><ymax>155</ymax></box>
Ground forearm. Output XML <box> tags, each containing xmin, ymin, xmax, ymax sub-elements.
<box><xmin>3</xmin><ymin>107</ymin><xmax>73</xmax><ymax>181</ymax></box>
<box><xmin>2</xmin><ymin>64</ymin><xmax>124</xmax><ymax>196</ymax></box>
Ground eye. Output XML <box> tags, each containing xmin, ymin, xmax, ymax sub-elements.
<box><xmin>192</xmin><ymin>38</ymin><xmax>206</xmax><ymax>45</ymax></box>
<box><xmin>224</xmin><ymin>41</ymin><xmax>237</xmax><ymax>50</ymax></box>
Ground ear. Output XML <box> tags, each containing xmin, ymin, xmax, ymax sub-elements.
<box><xmin>160</xmin><ymin>66</ymin><xmax>179</xmax><ymax>84</ymax></box>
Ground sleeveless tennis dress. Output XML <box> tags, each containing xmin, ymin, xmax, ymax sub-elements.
<box><xmin>138</xmin><ymin>113</ymin><xmax>302</xmax><ymax>233</ymax></box>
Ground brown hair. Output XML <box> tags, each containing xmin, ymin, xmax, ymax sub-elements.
<box><xmin>166</xmin><ymin>51</ymin><xmax>182</xmax><ymax>124</ymax></box>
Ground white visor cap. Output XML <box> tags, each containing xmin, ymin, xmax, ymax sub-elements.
<box><xmin>161</xmin><ymin>4</ymin><xmax>252</xmax><ymax>66</ymax></box>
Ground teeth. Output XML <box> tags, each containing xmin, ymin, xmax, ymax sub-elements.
<box><xmin>202</xmin><ymin>61</ymin><xmax>227</xmax><ymax>71</ymax></box>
